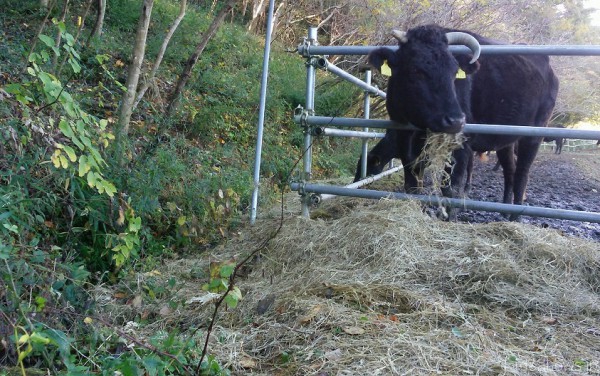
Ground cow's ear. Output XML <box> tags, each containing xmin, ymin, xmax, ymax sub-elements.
<box><xmin>455</xmin><ymin>54</ymin><xmax>480</xmax><ymax>75</ymax></box>
<box><xmin>368</xmin><ymin>48</ymin><xmax>397</xmax><ymax>72</ymax></box>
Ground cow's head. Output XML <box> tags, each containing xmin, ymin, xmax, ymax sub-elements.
<box><xmin>369</xmin><ymin>25</ymin><xmax>481</xmax><ymax>133</ymax></box>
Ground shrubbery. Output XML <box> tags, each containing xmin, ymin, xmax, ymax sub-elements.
<box><xmin>1</xmin><ymin>0</ymin><xmax>360</xmax><ymax>373</ymax></box>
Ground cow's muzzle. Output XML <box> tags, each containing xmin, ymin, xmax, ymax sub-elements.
<box><xmin>434</xmin><ymin>114</ymin><xmax>465</xmax><ymax>134</ymax></box>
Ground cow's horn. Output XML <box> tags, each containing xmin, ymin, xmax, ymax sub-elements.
<box><xmin>445</xmin><ymin>32</ymin><xmax>481</xmax><ymax>64</ymax></box>
<box><xmin>392</xmin><ymin>30</ymin><xmax>408</xmax><ymax>43</ymax></box>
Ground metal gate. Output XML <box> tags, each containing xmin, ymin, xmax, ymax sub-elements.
<box><xmin>283</xmin><ymin>27</ymin><xmax>600</xmax><ymax>223</ymax></box>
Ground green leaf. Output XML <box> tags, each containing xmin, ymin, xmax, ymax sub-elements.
<box><xmin>56</xmin><ymin>20</ymin><xmax>66</xmax><ymax>33</ymax></box>
<box><xmin>95</xmin><ymin>54</ymin><xmax>109</xmax><ymax>64</ymax></box>
<box><xmin>39</xmin><ymin>34</ymin><xmax>55</xmax><ymax>48</ymax></box>
<box><xmin>220</xmin><ymin>264</ymin><xmax>235</xmax><ymax>278</ymax></box>
<box><xmin>224</xmin><ymin>293</ymin><xmax>239</xmax><ymax>308</ymax></box>
<box><xmin>3</xmin><ymin>83</ymin><xmax>23</xmax><ymax>94</ymax></box>
<box><xmin>63</xmin><ymin>32</ymin><xmax>74</xmax><ymax>46</ymax></box>
<box><xmin>129</xmin><ymin>216</ymin><xmax>142</xmax><ymax>232</ymax></box>
<box><xmin>68</xmin><ymin>57</ymin><xmax>81</xmax><ymax>74</ymax></box>
<box><xmin>3</xmin><ymin>223</ymin><xmax>18</xmax><ymax>233</ymax></box>
<box><xmin>78</xmin><ymin>155</ymin><xmax>91</xmax><ymax>177</ymax></box>
<box><xmin>86</xmin><ymin>171</ymin><xmax>97</xmax><ymax>188</ymax></box>
<box><xmin>59</xmin><ymin>119</ymin><xmax>74</xmax><ymax>138</ymax></box>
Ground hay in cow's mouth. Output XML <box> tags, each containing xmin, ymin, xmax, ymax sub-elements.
<box><xmin>413</xmin><ymin>131</ymin><xmax>465</xmax><ymax>191</ymax></box>
<box><xmin>96</xmin><ymin>196</ymin><xmax>600</xmax><ymax>374</ymax></box>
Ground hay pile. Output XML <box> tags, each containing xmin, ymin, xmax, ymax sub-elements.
<box><xmin>101</xmin><ymin>197</ymin><xmax>600</xmax><ymax>375</ymax></box>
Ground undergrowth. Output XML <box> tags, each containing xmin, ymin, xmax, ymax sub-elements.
<box><xmin>0</xmin><ymin>0</ymin><xmax>361</xmax><ymax>373</ymax></box>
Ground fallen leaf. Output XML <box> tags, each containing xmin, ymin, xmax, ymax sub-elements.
<box><xmin>131</xmin><ymin>295</ymin><xmax>143</xmax><ymax>309</ymax></box>
<box><xmin>542</xmin><ymin>317</ymin><xmax>558</xmax><ymax>325</ymax></box>
<box><xmin>298</xmin><ymin>305</ymin><xmax>323</xmax><ymax>325</ymax></box>
<box><xmin>325</xmin><ymin>349</ymin><xmax>342</xmax><ymax>361</ymax></box>
<box><xmin>159</xmin><ymin>305</ymin><xmax>172</xmax><ymax>317</ymax></box>
<box><xmin>239</xmin><ymin>357</ymin><xmax>257</xmax><ymax>369</ymax></box>
<box><xmin>342</xmin><ymin>326</ymin><xmax>365</xmax><ymax>335</ymax></box>
<box><xmin>186</xmin><ymin>292</ymin><xmax>221</xmax><ymax>305</ymax></box>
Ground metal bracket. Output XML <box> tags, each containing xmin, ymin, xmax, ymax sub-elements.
<box><xmin>294</xmin><ymin>105</ymin><xmax>316</xmax><ymax>134</ymax></box>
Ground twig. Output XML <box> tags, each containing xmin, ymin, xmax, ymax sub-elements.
<box><xmin>193</xmin><ymin>138</ymin><xmax>315</xmax><ymax>375</ymax></box>
<box><xmin>22</xmin><ymin>0</ymin><xmax>58</xmax><ymax>74</ymax></box>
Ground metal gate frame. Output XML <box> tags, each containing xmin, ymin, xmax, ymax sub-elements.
<box><xmin>287</xmin><ymin>27</ymin><xmax>600</xmax><ymax>223</ymax></box>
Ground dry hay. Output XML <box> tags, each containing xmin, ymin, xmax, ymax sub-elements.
<box><xmin>414</xmin><ymin>131</ymin><xmax>466</xmax><ymax>190</ymax></box>
<box><xmin>98</xmin><ymin>196</ymin><xmax>600</xmax><ymax>375</ymax></box>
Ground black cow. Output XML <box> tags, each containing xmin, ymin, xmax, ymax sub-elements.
<box><xmin>354</xmin><ymin>25</ymin><xmax>559</xmax><ymax>220</ymax></box>
<box><xmin>543</xmin><ymin>125</ymin><xmax>565</xmax><ymax>154</ymax></box>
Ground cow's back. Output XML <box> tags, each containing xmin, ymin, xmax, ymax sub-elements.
<box><xmin>460</xmin><ymin>34</ymin><xmax>559</xmax><ymax>152</ymax></box>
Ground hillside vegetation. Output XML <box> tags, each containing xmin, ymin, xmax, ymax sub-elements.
<box><xmin>0</xmin><ymin>0</ymin><xmax>359</xmax><ymax>373</ymax></box>
<box><xmin>2</xmin><ymin>0</ymin><xmax>600</xmax><ymax>374</ymax></box>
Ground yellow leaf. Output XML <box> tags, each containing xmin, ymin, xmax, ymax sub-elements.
<box><xmin>342</xmin><ymin>326</ymin><xmax>365</xmax><ymax>335</ymax></box>
<box><xmin>117</xmin><ymin>206</ymin><xmax>125</xmax><ymax>226</ymax></box>
<box><xmin>84</xmin><ymin>317</ymin><xmax>93</xmax><ymax>324</ymax></box>
<box><xmin>177</xmin><ymin>216</ymin><xmax>187</xmax><ymax>226</ymax></box>
<box><xmin>17</xmin><ymin>333</ymin><xmax>29</xmax><ymax>345</ymax></box>
<box><xmin>59</xmin><ymin>154</ymin><xmax>69</xmax><ymax>168</ymax></box>
<box><xmin>51</xmin><ymin>150</ymin><xmax>62</xmax><ymax>168</ymax></box>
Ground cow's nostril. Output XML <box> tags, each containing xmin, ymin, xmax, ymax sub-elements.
<box><xmin>443</xmin><ymin>115</ymin><xmax>466</xmax><ymax>130</ymax></box>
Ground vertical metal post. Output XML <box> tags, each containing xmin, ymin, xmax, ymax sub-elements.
<box><xmin>250</xmin><ymin>0</ymin><xmax>276</xmax><ymax>224</ymax></box>
<box><xmin>301</xmin><ymin>27</ymin><xmax>318</xmax><ymax>217</ymax></box>
<box><xmin>360</xmin><ymin>70</ymin><xmax>372</xmax><ymax>179</ymax></box>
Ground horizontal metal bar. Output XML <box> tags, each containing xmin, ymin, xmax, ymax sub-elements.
<box><xmin>290</xmin><ymin>183</ymin><xmax>600</xmax><ymax>223</ymax></box>
<box><xmin>299</xmin><ymin>44</ymin><xmax>600</xmax><ymax>57</ymax></box>
<box><xmin>316</xmin><ymin>58</ymin><xmax>387</xmax><ymax>98</ymax></box>
<box><xmin>296</xmin><ymin>116</ymin><xmax>600</xmax><ymax>140</ymax></box>
<box><xmin>316</xmin><ymin>127</ymin><xmax>385</xmax><ymax>139</ymax></box>
<box><xmin>317</xmin><ymin>165</ymin><xmax>404</xmax><ymax>202</ymax></box>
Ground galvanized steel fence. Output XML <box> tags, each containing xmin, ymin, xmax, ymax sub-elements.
<box><xmin>251</xmin><ymin>26</ymin><xmax>600</xmax><ymax>224</ymax></box>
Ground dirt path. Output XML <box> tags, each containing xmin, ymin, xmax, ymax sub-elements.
<box><xmin>459</xmin><ymin>148</ymin><xmax>600</xmax><ymax>241</ymax></box>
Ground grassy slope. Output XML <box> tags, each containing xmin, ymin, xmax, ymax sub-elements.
<box><xmin>0</xmin><ymin>1</ymin><xmax>363</xmax><ymax>372</ymax></box>
<box><xmin>1</xmin><ymin>0</ymin><xmax>362</xmax><ymax>250</ymax></box>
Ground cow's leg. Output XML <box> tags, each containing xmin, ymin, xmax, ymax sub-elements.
<box><xmin>464</xmin><ymin>151</ymin><xmax>475</xmax><ymax>196</ymax></box>
<box><xmin>399</xmin><ymin>132</ymin><xmax>426</xmax><ymax>193</ymax></box>
<box><xmin>496</xmin><ymin>144</ymin><xmax>517</xmax><ymax>205</ymax></box>
<box><xmin>513</xmin><ymin>136</ymin><xmax>542</xmax><ymax>207</ymax></box>
<box><xmin>556</xmin><ymin>138</ymin><xmax>564</xmax><ymax>154</ymax></box>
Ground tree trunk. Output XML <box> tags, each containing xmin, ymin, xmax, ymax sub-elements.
<box><xmin>40</xmin><ymin>0</ymin><xmax>48</xmax><ymax>9</ymax></box>
<box><xmin>166</xmin><ymin>0</ymin><xmax>236</xmax><ymax>115</ymax></box>
<box><xmin>116</xmin><ymin>0</ymin><xmax>154</xmax><ymax>145</ymax></box>
<box><xmin>133</xmin><ymin>0</ymin><xmax>187</xmax><ymax>111</ymax></box>
<box><xmin>247</xmin><ymin>0</ymin><xmax>266</xmax><ymax>31</ymax></box>
<box><xmin>91</xmin><ymin>0</ymin><xmax>106</xmax><ymax>39</ymax></box>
